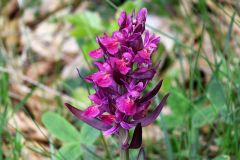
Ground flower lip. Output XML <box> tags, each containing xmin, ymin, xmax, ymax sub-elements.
<box><xmin>82</xmin><ymin>105</ymin><xmax>101</xmax><ymax>118</ymax></box>
<box><xmin>116</xmin><ymin>94</ymin><xmax>136</xmax><ymax>115</ymax></box>
<box><xmin>111</xmin><ymin>57</ymin><xmax>131</xmax><ymax>75</ymax></box>
<box><xmin>86</xmin><ymin>71</ymin><xmax>113</xmax><ymax>88</ymax></box>
<box><xmin>89</xmin><ymin>48</ymin><xmax>104</xmax><ymax>59</ymax></box>
<box><xmin>122</xmin><ymin>52</ymin><xmax>133</xmax><ymax>62</ymax></box>
<box><xmin>99</xmin><ymin>35</ymin><xmax>119</xmax><ymax>55</ymax></box>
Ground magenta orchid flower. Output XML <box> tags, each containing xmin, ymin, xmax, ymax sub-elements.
<box><xmin>65</xmin><ymin>8</ymin><xmax>169</xmax><ymax>159</ymax></box>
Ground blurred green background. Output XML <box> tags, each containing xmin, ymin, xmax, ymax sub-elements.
<box><xmin>0</xmin><ymin>0</ymin><xmax>240</xmax><ymax>159</ymax></box>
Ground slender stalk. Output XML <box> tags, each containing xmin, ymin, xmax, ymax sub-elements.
<box><xmin>120</xmin><ymin>147</ymin><xmax>129</xmax><ymax>160</ymax></box>
<box><xmin>100</xmin><ymin>133</ymin><xmax>112</xmax><ymax>160</ymax></box>
<box><xmin>119</xmin><ymin>128</ymin><xmax>129</xmax><ymax>160</ymax></box>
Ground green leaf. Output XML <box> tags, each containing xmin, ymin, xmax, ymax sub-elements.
<box><xmin>56</xmin><ymin>143</ymin><xmax>82</xmax><ymax>160</ymax></box>
<box><xmin>66</xmin><ymin>11</ymin><xmax>103</xmax><ymax>38</ymax></box>
<box><xmin>168</xmin><ymin>89</ymin><xmax>192</xmax><ymax>114</ymax></box>
<box><xmin>213</xmin><ymin>155</ymin><xmax>230</xmax><ymax>160</ymax></box>
<box><xmin>163</xmin><ymin>89</ymin><xmax>193</xmax><ymax>129</ymax></box>
<box><xmin>192</xmin><ymin>106</ymin><xmax>217</xmax><ymax>128</ymax></box>
<box><xmin>79</xmin><ymin>124</ymin><xmax>100</xmax><ymax>145</ymax></box>
<box><xmin>207</xmin><ymin>78</ymin><xmax>226</xmax><ymax>109</ymax></box>
<box><xmin>81</xmin><ymin>145</ymin><xmax>98</xmax><ymax>160</ymax></box>
<box><xmin>72</xmin><ymin>87</ymin><xmax>91</xmax><ymax>107</ymax></box>
<box><xmin>42</xmin><ymin>112</ymin><xmax>80</xmax><ymax>142</ymax></box>
<box><xmin>163</xmin><ymin>115</ymin><xmax>184</xmax><ymax>129</ymax></box>
<box><xmin>120</xmin><ymin>0</ymin><xmax>142</xmax><ymax>13</ymax></box>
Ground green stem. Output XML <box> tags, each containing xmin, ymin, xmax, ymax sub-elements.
<box><xmin>100</xmin><ymin>133</ymin><xmax>112</xmax><ymax>160</ymax></box>
<box><xmin>120</xmin><ymin>147</ymin><xmax>129</xmax><ymax>160</ymax></box>
<box><xmin>119</xmin><ymin>128</ymin><xmax>129</xmax><ymax>160</ymax></box>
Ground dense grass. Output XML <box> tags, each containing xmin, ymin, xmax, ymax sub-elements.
<box><xmin>1</xmin><ymin>0</ymin><xmax>240</xmax><ymax>159</ymax></box>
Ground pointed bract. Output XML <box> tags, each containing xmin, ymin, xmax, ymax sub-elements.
<box><xmin>65</xmin><ymin>103</ymin><xmax>112</xmax><ymax>131</ymax></box>
<box><xmin>129</xmin><ymin>123</ymin><xmax>142</xmax><ymax>149</ymax></box>
<box><xmin>116</xmin><ymin>95</ymin><xmax>136</xmax><ymax>115</ymax></box>
<box><xmin>137</xmin><ymin>80</ymin><xmax>163</xmax><ymax>103</ymax></box>
<box><xmin>133</xmin><ymin>94</ymin><xmax>170</xmax><ymax>126</ymax></box>
<box><xmin>89</xmin><ymin>48</ymin><xmax>104</xmax><ymax>58</ymax></box>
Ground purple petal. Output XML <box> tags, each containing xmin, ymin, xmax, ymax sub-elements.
<box><xmin>100</xmin><ymin>36</ymin><xmax>119</xmax><ymax>55</ymax></box>
<box><xmin>122</xmin><ymin>52</ymin><xmax>133</xmax><ymax>62</ymax></box>
<box><xmin>138</xmin><ymin>49</ymin><xmax>151</xmax><ymax>60</ymax></box>
<box><xmin>116</xmin><ymin>95</ymin><xmax>136</xmax><ymax>115</ymax></box>
<box><xmin>118</xmin><ymin>11</ymin><xmax>127</xmax><ymax>28</ymax></box>
<box><xmin>99</xmin><ymin>115</ymin><xmax>115</xmax><ymax>124</ymax></box>
<box><xmin>112</xmin><ymin>58</ymin><xmax>131</xmax><ymax>75</ymax></box>
<box><xmin>150</xmin><ymin>34</ymin><xmax>160</xmax><ymax>45</ymax></box>
<box><xmin>133</xmin><ymin>93</ymin><xmax>170</xmax><ymax>126</ymax></box>
<box><xmin>88</xmin><ymin>93</ymin><xmax>102</xmax><ymax>105</ymax></box>
<box><xmin>134</xmin><ymin>23</ymin><xmax>145</xmax><ymax>34</ymax></box>
<box><xmin>137</xmin><ymin>8</ymin><xmax>147</xmax><ymax>23</ymax></box>
<box><xmin>129</xmin><ymin>123</ymin><xmax>142</xmax><ymax>149</ymax></box>
<box><xmin>145</xmin><ymin>34</ymin><xmax>160</xmax><ymax>52</ymax></box>
<box><xmin>128</xmin><ymin>33</ymin><xmax>143</xmax><ymax>51</ymax></box>
<box><xmin>137</xmin><ymin>79</ymin><xmax>163</xmax><ymax>103</ymax></box>
<box><xmin>135</xmin><ymin>101</ymin><xmax>151</xmax><ymax>114</ymax></box>
<box><xmin>113</xmin><ymin>31</ymin><xmax>124</xmax><ymax>41</ymax></box>
<box><xmin>65</xmin><ymin>103</ymin><xmax>112</xmax><ymax>131</ymax></box>
<box><xmin>134</xmin><ymin>82</ymin><xmax>144</xmax><ymax>91</ymax></box>
<box><xmin>127</xmin><ymin>81</ymin><xmax>144</xmax><ymax>92</ymax></box>
<box><xmin>131</xmin><ymin>68</ymin><xmax>156</xmax><ymax>80</ymax></box>
<box><xmin>133</xmin><ymin>110</ymin><xmax>146</xmax><ymax>121</ymax></box>
<box><xmin>120</xmin><ymin>45</ymin><xmax>134</xmax><ymax>54</ymax></box>
<box><xmin>82</xmin><ymin>105</ymin><xmax>101</xmax><ymax>118</ymax></box>
<box><xmin>93</xmin><ymin>62</ymin><xmax>105</xmax><ymax>71</ymax></box>
<box><xmin>93</xmin><ymin>62</ymin><xmax>111</xmax><ymax>72</ymax></box>
<box><xmin>86</xmin><ymin>71</ymin><xmax>113</xmax><ymax>87</ymax></box>
<box><xmin>133</xmin><ymin>49</ymin><xmax>152</xmax><ymax>63</ymax></box>
<box><xmin>89</xmin><ymin>48</ymin><xmax>104</xmax><ymax>58</ymax></box>
<box><xmin>128</xmin><ymin>90</ymin><xmax>140</xmax><ymax>99</ymax></box>
<box><xmin>144</xmin><ymin>30</ymin><xmax>150</xmax><ymax>45</ymax></box>
<box><xmin>120</xmin><ymin>121</ymin><xmax>135</xmax><ymax>130</ymax></box>
<box><xmin>96</xmin><ymin>36</ymin><xmax>107</xmax><ymax>52</ymax></box>
<box><xmin>115</xmin><ymin>110</ymin><xmax>124</xmax><ymax>123</ymax></box>
<box><xmin>103</xmin><ymin>125</ymin><xmax>120</xmax><ymax>136</ymax></box>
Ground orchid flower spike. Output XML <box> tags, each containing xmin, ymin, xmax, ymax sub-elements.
<box><xmin>65</xmin><ymin>8</ymin><xmax>169</xmax><ymax>150</ymax></box>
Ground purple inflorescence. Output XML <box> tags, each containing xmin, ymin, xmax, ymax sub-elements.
<box><xmin>65</xmin><ymin>8</ymin><xmax>169</xmax><ymax>148</ymax></box>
